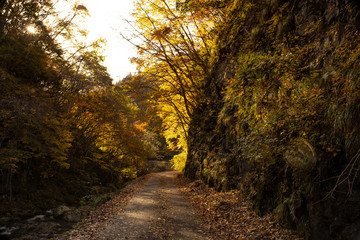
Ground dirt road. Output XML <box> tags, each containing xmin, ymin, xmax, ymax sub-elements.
<box><xmin>54</xmin><ymin>171</ymin><xmax>301</xmax><ymax>240</ymax></box>
<box><xmin>95</xmin><ymin>171</ymin><xmax>210</xmax><ymax>240</ymax></box>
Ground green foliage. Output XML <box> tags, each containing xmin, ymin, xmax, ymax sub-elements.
<box><xmin>222</xmin><ymin>46</ymin><xmax>327</xmax><ymax>177</ymax></box>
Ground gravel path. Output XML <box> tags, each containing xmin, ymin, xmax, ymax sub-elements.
<box><xmin>95</xmin><ymin>171</ymin><xmax>210</xmax><ymax>240</ymax></box>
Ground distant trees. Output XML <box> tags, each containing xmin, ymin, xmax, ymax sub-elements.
<box><xmin>126</xmin><ymin>0</ymin><xmax>222</xmax><ymax>169</ymax></box>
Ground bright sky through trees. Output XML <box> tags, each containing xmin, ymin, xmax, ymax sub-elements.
<box><xmin>26</xmin><ymin>25</ymin><xmax>37</xmax><ymax>34</ymax></box>
<box><xmin>82</xmin><ymin>0</ymin><xmax>137</xmax><ymax>82</ymax></box>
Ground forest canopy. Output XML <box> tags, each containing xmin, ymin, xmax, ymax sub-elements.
<box><xmin>0</xmin><ymin>0</ymin><xmax>170</xmax><ymax>208</ymax></box>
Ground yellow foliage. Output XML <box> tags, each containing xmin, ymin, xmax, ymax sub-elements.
<box><xmin>171</xmin><ymin>150</ymin><xmax>187</xmax><ymax>171</ymax></box>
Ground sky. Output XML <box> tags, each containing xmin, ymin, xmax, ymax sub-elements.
<box><xmin>81</xmin><ymin>0</ymin><xmax>138</xmax><ymax>82</ymax></box>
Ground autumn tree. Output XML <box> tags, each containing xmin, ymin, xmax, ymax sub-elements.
<box><xmin>0</xmin><ymin>0</ymin><xmax>152</xmax><ymax>208</ymax></box>
<box><xmin>127</xmin><ymin>0</ymin><xmax>221</xmax><ymax>169</ymax></box>
<box><xmin>0</xmin><ymin>0</ymin><xmax>76</xmax><ymax>199</ymax></box>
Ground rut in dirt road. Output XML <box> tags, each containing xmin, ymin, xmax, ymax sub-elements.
<box><xmin>96</xmin><ymin>171</ymin><xmax>211</xmax><ymax>240</ymax></box>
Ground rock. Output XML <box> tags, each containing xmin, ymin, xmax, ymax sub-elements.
<box><xmin>53</xmin><ymin>205</ymin><xmax>72</xmax><ymax>218</ymax></box>
<box><xmin>53</xmin><ymin>204</ymin><xmax>91</xmax><ymax>222</ymax></box>
<box><xmin>62</xmin><ymin>210</ymin><xmax>81</xmax><ymax>222</ymax></box>
<box><xmin>53</xmin><ymin>205</ymin><xmax>82</xmax><ymax>222</ymax></box>
<box><xmin>27</xmin><ymin>215</ymin><xmax>45</xmax><ymax>222</ymax></box>
<box><xmin>46</xmin><ymin>209</ymin><xmax>53</xmax><ymax>215</ymax></box>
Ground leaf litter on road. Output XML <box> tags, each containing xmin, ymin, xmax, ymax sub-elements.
<box><xmin>175</xmin><ymin>174</ymin><xmax>303</xmax><ymax>240</ymax></box>
<box><xmin>53</xmin><ymin>172</ymin><xmax>303</xmax><ymax>240</ymax></box>
<box><xmin>52</xmin><ymin>174</ymin><xmax>154</xmax><ymax>240</ymax></box>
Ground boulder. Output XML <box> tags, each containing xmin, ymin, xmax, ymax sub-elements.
<box><xmin>53</xmin><ymin>205</ymin><xmax>72</xmax><ymax>218</ymax></box>
<box><xmin>62</xmin><ymin>210</ymin><xmax>81</xmax><ymax>222</ymax></box>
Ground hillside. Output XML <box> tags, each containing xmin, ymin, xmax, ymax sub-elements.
<box><xmin>185</xmin><ymin>0</ymin><xmax>360</xmax><ymax>239</ymax></box>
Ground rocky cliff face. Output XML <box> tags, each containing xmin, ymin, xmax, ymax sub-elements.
<box><xmin>185</xmin><ymin>1</ymin><xmax>360</xmax><ymax>239</ymax></box>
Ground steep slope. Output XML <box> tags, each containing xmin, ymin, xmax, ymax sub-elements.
<box><xmin>185</xmin><ymin>0</ymin><xmax>360</xmax><ymax>239</ymax></box>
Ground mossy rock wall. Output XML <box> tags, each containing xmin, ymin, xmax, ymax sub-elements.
<box><xmin>185</xmin><ymin>0</ymin><xmax>360</xmax><ymax>239</ymax></box>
